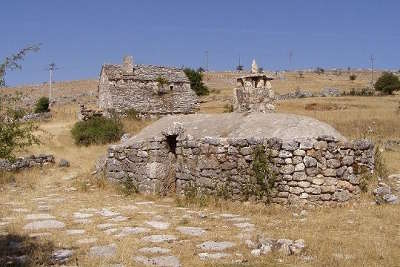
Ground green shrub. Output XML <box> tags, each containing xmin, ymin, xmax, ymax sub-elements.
<box><xmin>349</xmin><ymin>74</ymin><xmax>357</xmax><ymax>81</ymax></box>
<box><xmin>223</xmin><ymin>103</ymin><xmax>233</xmax><ymax>113</ymax></box>
<box><xmin>183</xmin><ymin>68</ymin><xmax>209</xmax><ymax>96</ymax></box>
<box><xmin>71</xmin><ymin>117</ymin><xmax>123</xmax><ymax>145</ymax></box>
<box><xmin>125</xmin><ymin>108</ymin><xmax>139</xmax><ymax>120</ymax></box>
<box><xmin>251</xmin><ymin>146</ymin><xmax>277</xmax><ymax>202</ymax></box>
<box><xmin>0</xmin><ymin>95</ymin><xmax>39</xmax><ymax>161</ymax></box>
<box><xmin>374</xmin><ymin>72</ymin><xmax>400</xmax><ymax>95</ymax></box>
<box><xmin>34</xmin><ymin>97</ymin><xmax>50</xmax><ymax>113</ymax></box>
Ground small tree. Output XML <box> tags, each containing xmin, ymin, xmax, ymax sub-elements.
<box><xmin>349</xmin><ymin>74</ymin><xmax>357</xmax><ymax>81</ymax></box>
<box><xmin>374</xmin><ymin>72</ymin><xmax>400</xmax><ymax>95</ymax></box>
<box><xmin>0</xmin><ymin>95</ymin><xmax>40</xmax><ymax>161</ymax></box>
<box><xmin>0</xmin><ymin>46</ymin><xmax>41</xmax><ymax>161</ymax></box>
<box><xmin>183</xmin><ymin>68</ymin><xmax>209</xmax><ymax>96</ymax></box>
<box><xmin>0</xmin><ymin>44</ymin><xmax>41</xmax><ymax>87</ymax></box>
<box><xmin>315</xmin><ymin>67</ymin><xmax>325</xmax><ymax>75</ymax></box>
<box><xmin>34</xmin><ymin>97</ymin><xmax>50</xmax><ymax>113</ymax></box>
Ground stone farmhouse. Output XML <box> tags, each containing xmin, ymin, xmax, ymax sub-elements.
<box><xmin>104</xmin><ymin>113</ymin><xmax>374</xmax><ymax>205</ymax></box>
<box><xmin>98</xmin><ymin>56</ymin><xmax>199</xmax><ymax>116</ymax></box>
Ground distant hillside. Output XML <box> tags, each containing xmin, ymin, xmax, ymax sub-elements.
<box><xmin>0</xmin><ymin>70</ymin><xmax>391</xmax><ymax>112</ymax></box>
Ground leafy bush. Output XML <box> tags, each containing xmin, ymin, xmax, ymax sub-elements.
<box><xmin>251</xmin><ymin>146</ymin><xmax>277</xmax><ymax>202</ymax></box>
<box><xmin>183</xmin><ymin>68</ymin><xmax>209</xmax><ymax>96</ymax></box>
<box><xmin>374</xmin><ymin>72</ymin><xmax>400</xmax><ymax>95</ymax></box>
<box><xmin>71</xmin><ymin>117</ymin><xmax>123</xmax><ymax>145</ymax></box>
<box><xmin>125</xmin><ymin>108</ymin><xmax>139</xmax><ymax>120</ymax></box>
<box><xmin>349</xmin><ymin>74</ymin><xmax>357</xmax><ymax>81</ymax></box>
<box><xmin>315</xmin><ymin>67</ymin><xmax>325</xmax><ymax>75</ymax></box>
<box><xmin>223</xmin><ymin>103</ymin><xmax>233</xmax><ymax>113</ymax></box>
<box><xmin>34</xmin><ymin>97</ymin><xmax>50</xmax><ymax>113</ymax></box>
<box><xmin>155</xmin><ymin>76</ymin><xmax>169</xmax><ymax>86</ymax></box>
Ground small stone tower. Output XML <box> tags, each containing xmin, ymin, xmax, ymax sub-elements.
<box><xmin>122</xmin><ymin>55</ymin><xmax>134</xmax><ymax>73</ymax></box>
<box><xmin>251</xmin><ymin>59</ymin><xmax>258</xmax><ymax>74</ymax></box>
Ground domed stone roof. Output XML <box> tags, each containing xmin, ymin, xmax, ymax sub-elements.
<box><xmin>126</xmin><ymin>113</ymin><xmax>345</xmax><ymax>143</ymax></box>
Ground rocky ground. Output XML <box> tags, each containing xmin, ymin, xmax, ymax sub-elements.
<box><xmin>0</xmin><ymin>167</ymin><xmax>308</xmax><ymax>267</ymax></box>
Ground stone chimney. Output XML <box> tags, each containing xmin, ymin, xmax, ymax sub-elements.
<box><xmin>122</xmin><ymin>55</ymin><xmax>134</xmax><ymax>73</ymax></box>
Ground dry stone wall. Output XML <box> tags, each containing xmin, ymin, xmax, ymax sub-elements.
<box><xmin>100</xmin><ymin>80</ymin><xmax>199</xmax><ymax>116</ymax></box>
<box><xmin>0</xmin><ymin>154</ymin><xmax>55</xmax><ymax>172</ymax></box>
<box><xmin>105</xmin><ymin>135</ymin><xmax>374</xmax><ymax>205</ymax></box>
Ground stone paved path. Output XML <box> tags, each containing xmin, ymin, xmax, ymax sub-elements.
<box><xmin>0</xmin><ymin>169</ymin><xmax>305</xmax><ymax>266</ymax></box>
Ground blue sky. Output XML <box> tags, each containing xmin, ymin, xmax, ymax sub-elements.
<box><xmin>1</xmin><ymin>0</ymin><xmax>400</xmax><ymax>86</ymax></box>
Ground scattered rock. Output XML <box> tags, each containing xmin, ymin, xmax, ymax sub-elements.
<box><xmin>52</xmin><ymin>249</ymin><xmax>74</xmax><ymax>263</ymax></box>
<box><xmin>373</xmin><ymin>182</ymin><xmax>399</xmax><ymax>205</ymax></box>
<box><xmin>73</xmin><ymin>212</ymin><xmax>93</xmax><ymax>219</ymax></box>
<box><xmin>58</xmin><ymin>159</ymin><xmax>70</xmax><ymax>167</ymax></box>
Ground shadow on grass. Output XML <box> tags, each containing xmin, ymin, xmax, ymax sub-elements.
<box><xmin>0</xmin><ymin>233</ymin><xmax>55</xmax><ymax>266</ymax></box>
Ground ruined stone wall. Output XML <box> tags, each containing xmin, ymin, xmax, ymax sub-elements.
<box><xmin>105</xmin><ymin>135</ymin><xmax>374</xmax><ymax>205</ymax></box>
<box><xmin>99</xmin><ymin>78</ymin><xmax>199</xmax><ymax>116</ymax></box>
<box><xmin>0</xmin><ymin>154</ymin><xmax>55</xmax><ymax>172</ymax></box>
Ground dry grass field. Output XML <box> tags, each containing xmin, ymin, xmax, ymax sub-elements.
<box><xmin>1</xmin><ymin>71</ymin><xmax>400</xmax><ymax>266</ymax></box>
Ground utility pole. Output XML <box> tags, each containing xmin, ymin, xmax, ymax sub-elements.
<box><xmin>370</xmin><ymin>54</ymin><xmax>375</xmax><ymax>86</ymax></box>
<box><xmin>46</xmin><ymin>63</ymin><xmax>58</xmax><ymax>105</ymax></box>
<box><xmin>204</xmin><ymin>51</ymin><xmax>209</xmax><ymax>72</ymax></box>
<box><xmin>289</xmin><ymin>50</ymin><xmax>293</xmax><ymax>70</ymax></box>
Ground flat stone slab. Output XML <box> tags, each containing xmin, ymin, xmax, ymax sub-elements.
<box><xmin>138</xmin><ymin>247</ymin><xmax>171</xmax><ymax>254</ymax></box>
<box><xmin>25</xmin><ymin>213</ymin><xmax>55</xmax><ymax>220</ymax></box>
<box><xmin>176</xmin><ymin>226</ymin><xmax>206</xmax><ymax>236</ymax></box>
<box><xmin>233</xmin><ymin>222</ymin><xmax>255</xmax><ymax>229</ymax></box>
<box><xmin>23</xmin><ymin>220</ymin><xmax>65</xmax><ymax>231</ymax></box>
<box><xmin>142</xmin><ymin>235</ymin><xmax>178</xmax><ymax>243</ymax></box>
<box><xmin>114</xmin><ymin>227</ymin><xmax>149</xmax><ymax>237</ymax></box>
<box><xmin>98</xmin><ymin>209</ymin><xmax>120</xmax><ymax>217</ymax></box>
<box><xmin>74</xmin><ymin>218</ymin><xmax>92</xmax><ymax>224</ymax></box>
<box><xmin>77</xmin><ymin>237</ymin><xmax>98</xmax><ymax>244</ymax></box>
<box><xmin>199</xmin><ymin>252</ymin><xmax>231</xmax><ymax>260</ymax></box>
<box><xmin>109</xmin><ymin>216</ymin><xmax>128</xmax><ymax>222</ymax></box>
<box><xmin>29</xmin><ymin>232</ymin><xmax>52</xmax><ymax>238</ymax></box>
<box><xmin>133</xmin><ymin>255</ymin><xmax>180</xmax><ymax>267</ymax></box>
<box><xmin>73</xmin><ymin>212</ymin><xmax>93</xmax><ymax>219</ymax></box>
<box><xmin>97</xmin><ymin>223</ymin><xmax>117</xmax><ymax>230</ymax></box>
<box><xmin>90</xmin><ymin>243</ymin><xmax>117</xmax><ymax>258</ymax></box>
<box><xmin>197</xmin><ymin>241</ymin><xmax>235</xmax><ymax>251</ymax></box>
<box><xmin>66</xmin><ymin>229</ymin><xmax>85</xmax><ymax>235</ymax></box>
<box><xmin>146</xmin><ymin>221</ymin><xmax>170</xmax><ymax>230</ymax></box>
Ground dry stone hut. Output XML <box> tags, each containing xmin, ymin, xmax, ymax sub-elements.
<box><xmin>104</xmin><ymin>113</ymin><xmax>374</xmax><ymax>205</ymax></box>
<box><xmin>98</xmin><ymin>56</ymin><xmax>199</xmax><ymax>116</ymax></box>
<box><xmin>233</xmin><ymin>74</ymin><xmax>275</xmax><ymax>113</ymax></box>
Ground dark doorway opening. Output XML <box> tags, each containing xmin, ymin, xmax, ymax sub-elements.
<box><xmin>166</xmin><ymin>135</ymin><xmax>178</xmax><ymax>155</ymax></box>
